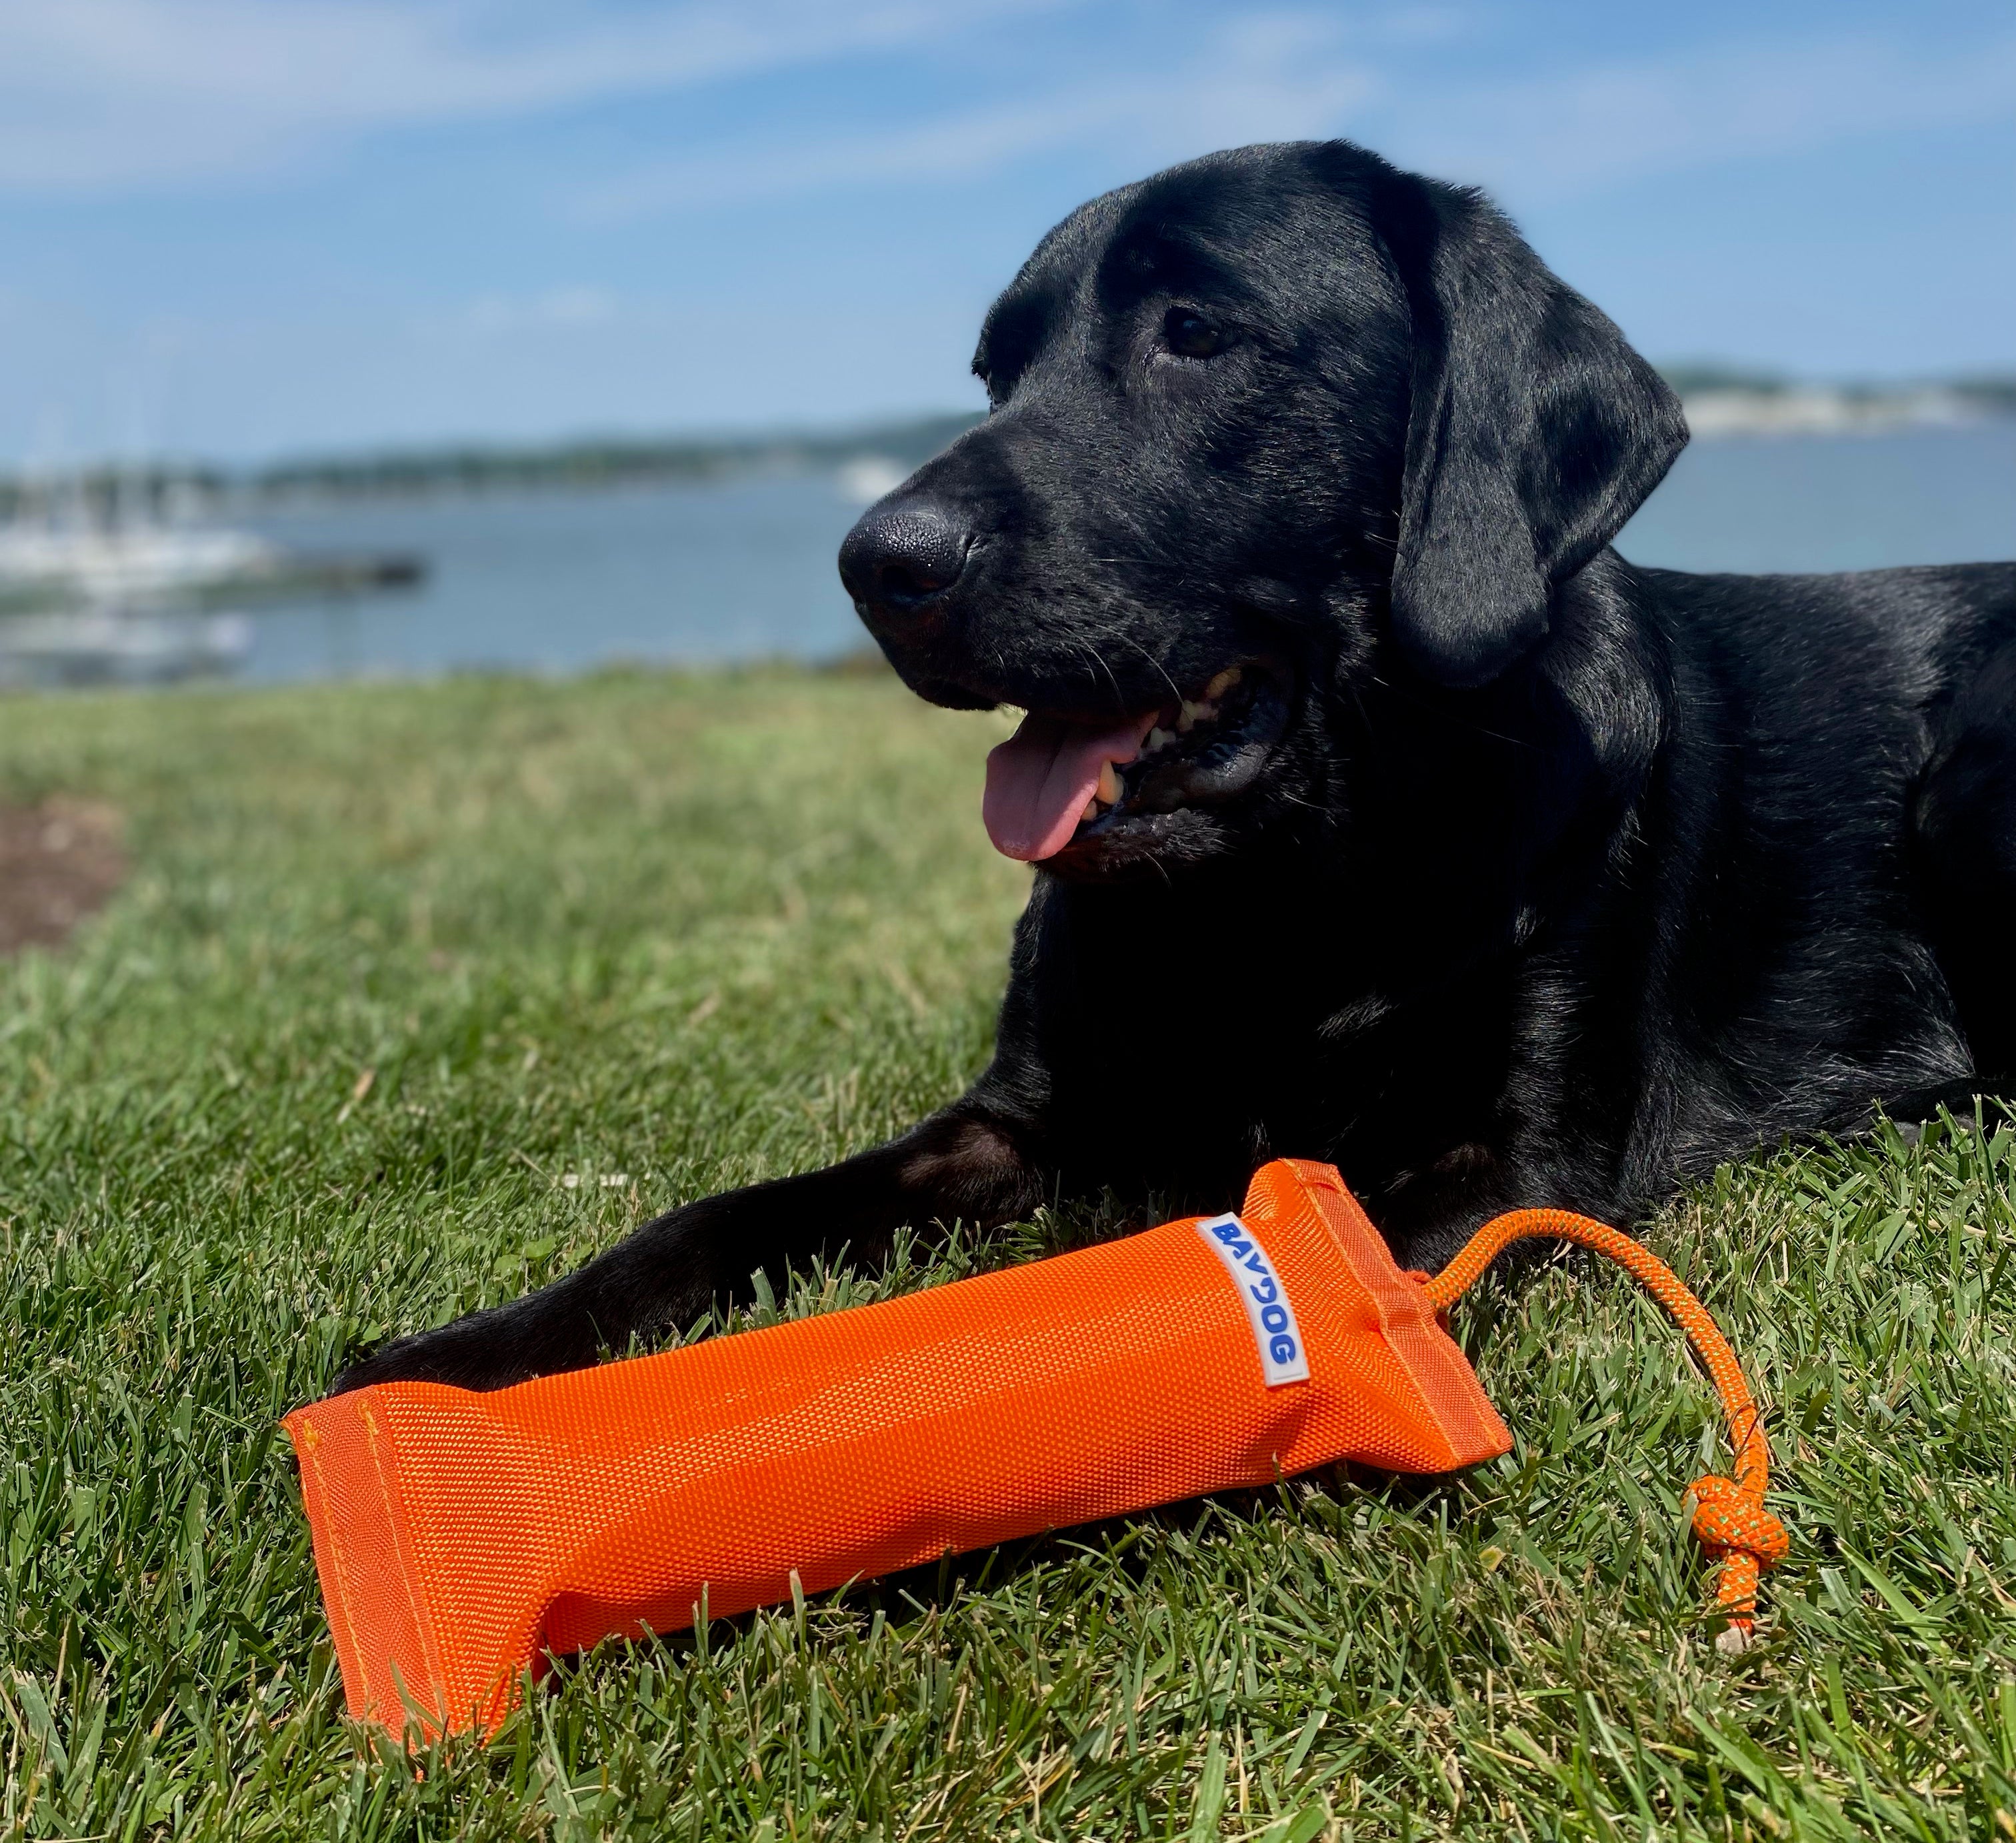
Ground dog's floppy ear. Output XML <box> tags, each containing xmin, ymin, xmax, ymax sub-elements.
<box><xmin>1371</xmin><ymin>171</ymin><xmax>1687</xmax><ymax>687</ymax></box>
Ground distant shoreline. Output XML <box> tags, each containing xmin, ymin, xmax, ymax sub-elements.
<box><xmin>0</xmin><ymin>413</ymin><xmax>987</xmax><ymax>525</ymax></box>
<box><xmin>1661</xmin><ymin>366</ymin><xmax>2016</xmax><ymax>440</ymax></box>
<box><xmin>3</xmin><ymin>371</ymin><xmax>2011</xmax><ymax>518</ymax></box>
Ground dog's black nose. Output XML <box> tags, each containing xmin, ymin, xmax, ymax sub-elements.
<box><xmin>838</xmin><ymin>497</ymin><xmax>970</xmax><ymax>618</ymax></box>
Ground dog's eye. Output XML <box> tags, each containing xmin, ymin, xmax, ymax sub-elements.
<box><xmin>1162</xmin><ymin>307</ymin><xmax>1223</xmax><ymax>359</ymax></box>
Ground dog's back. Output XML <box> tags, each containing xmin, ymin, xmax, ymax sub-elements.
<box><xmin>1598</xmin><ymin>559</ymin><xmax>2016</xmax><ymax>1196</ymax></box>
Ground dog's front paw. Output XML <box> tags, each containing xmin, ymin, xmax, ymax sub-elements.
<box><xmin>331</xmin><ymin>1318</ymin><xmax>519</xmax><ymax>1394</ymax></box>
<box><xmin>329</xmin><ymin>1282</ymin><xmax>612</xmax><ymax>1396</ymax></box>
<box><xmin>327</xmin><ymin>1201</ymin><xmax>731</xmax><ymax>1397</ymax></box>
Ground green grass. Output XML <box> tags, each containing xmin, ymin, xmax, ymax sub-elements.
<box><xmin>2</xmin><ymin>665</ymin><xmax>2014</xmax><ymax>1840</ymax></box>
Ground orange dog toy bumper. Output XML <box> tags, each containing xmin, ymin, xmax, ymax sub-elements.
<box><xmin>286</xmin><ymin>1160</ymin><xmax>1509</xmax><ymax>1732</ymax></box>
<box><xmin>286</xmin><ymin>1159</ymin><xmax>1786</xmax><ymax>1734</ymax></box>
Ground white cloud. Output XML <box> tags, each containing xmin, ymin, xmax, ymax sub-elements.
<box><xmin>454</xmin><ymin>287</ymin><xmax>622</xmax><ymax>335</ymax></box>
<box><xmin>11</xmin><ymin>3</ymin><xmax>2005</xmax><ymax>218</ymax></box>
<box><xmin>1387</xmin><ymin>29</ymin><xmax>2016</xmax><ymax>202</ymax></box>
<box><xmin>575</xmin><ymin>17</ymin><xmax>1379</xmax><ymax>220</ymax></box>
<box><xmin>573</xmin><ymin>13</ymin><xmax>2016</xmax><ymax>223</ymax></box>
<box><xmin>0</xmin><ymin>0</ymin><xmax>1068</xmax><ymax>193</ymax></box>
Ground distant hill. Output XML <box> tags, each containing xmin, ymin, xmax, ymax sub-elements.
<box><xmin>1657</xmin><ymin>365</ymin><xmax>2016</xmax><ymax>438</ymax></box>
<box><xmin>235</xmin><ymin>372</ymin><xmax>2016</xmax><ymax>495</ymax></box>
<box><xmin>4</xmin><ymin>368</ymin><xmax>2013</xmax><ymax>522</ymax></box>
<box><xmin>0</xmin><ymin>411</ymin><xmax>986</xmax><ymax>522</ymax></box>
<box><xmin>247</xmin><ymin>410</ymin><xmax>986</xmax><ymax>502</ymax></box>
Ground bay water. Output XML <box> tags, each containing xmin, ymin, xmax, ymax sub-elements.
<box><xmin>238</xmin><ymin>423</ymin><xmax>2015</xmax><ymax>685</ymax></box>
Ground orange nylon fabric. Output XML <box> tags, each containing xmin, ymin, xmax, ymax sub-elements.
<box><xmin>1417</xmin><ymin>1208</ymin><xmax>1789</xmax><ymax>1644</ymax></box>
<box><xmin>285</xmin><ymin>1159</ymin><xmax>1511</xmax><ymax>1734</ymax></box>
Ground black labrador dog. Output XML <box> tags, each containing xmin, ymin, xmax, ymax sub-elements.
<box><xmin>342</xmin><ymin>139</ymin><xmax>2015</xmax><ymax>1393</ymax></box>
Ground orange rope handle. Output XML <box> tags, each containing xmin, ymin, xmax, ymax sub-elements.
<box><xmin>1419</xmin><ymin>1209</ymin><xmax>1789</xmax><ymax>1650</ymax></box>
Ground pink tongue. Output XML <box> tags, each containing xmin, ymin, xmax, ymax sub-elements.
<box><xmin>983</xmin><ymin>710</ymin><xmax>1155</xmax><ymax>861</ymax></box>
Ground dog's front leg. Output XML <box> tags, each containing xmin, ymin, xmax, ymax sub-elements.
<box><xmin>331</xmin><ymin>1107</ymin><xmax>1045</xmax><ymax>1393</ymax></box>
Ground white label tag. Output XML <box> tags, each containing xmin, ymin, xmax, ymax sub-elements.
<box><xmin>1194</xmin><ymin>1213</ymin><xmax>1311</xmax><ymax>1388</ymax></box>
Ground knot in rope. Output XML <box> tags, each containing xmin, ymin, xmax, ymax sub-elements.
<box><xmin>1687</xmin><ymin>1473</ymin><xmax>1790</xmax><ymax>1572</ymax></box>
<box><xmin>1687</xmin><ymin>1473</ymin><xmax>1790</xmax><ymax>1649</ymax></box>
<box><xmin>1421</xmin><ymin>1208</ymin><xmax>1789</xmax><ymax>1650</ymax></box>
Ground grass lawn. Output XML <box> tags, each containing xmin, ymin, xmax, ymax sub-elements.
<box><xmin>3</xmin><ymin>665</ymin><xmax>2014</xmax><ymax>1840</ymax></box>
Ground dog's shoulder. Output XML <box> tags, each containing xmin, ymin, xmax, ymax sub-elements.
<box><xmin>1625</xmin><ymin>557</ymin><xmax>2015</xmax><ymax>714</ymax></box>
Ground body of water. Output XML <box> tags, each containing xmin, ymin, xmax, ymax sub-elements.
<box><xmin>1616</xmin><ymin>422</ymin><xmax>2015</xmax><ymax>575</ymax></box>
<box><xmin>231</xmin><ymin>423</ymin><xmax>2014</xmax><ymax>685</ymax></box>
<box><xmin>239</xmin><ymin>469</ymin><xmax>871</xmax><ymax>685</ymax></box>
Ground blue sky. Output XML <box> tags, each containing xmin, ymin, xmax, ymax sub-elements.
<box><xmin>1</xmin><ymin>0</ymin><xmax>2011</xmax><ymax>464</ymax></box>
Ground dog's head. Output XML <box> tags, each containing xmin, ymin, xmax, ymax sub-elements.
<box><xmin>837</xmin><ymin>140</ymin><xmax>1685</xmax><ymax>879</ymax></box>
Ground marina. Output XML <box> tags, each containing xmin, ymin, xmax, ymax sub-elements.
<box><xmin>0</xmin><ymin>480</ymin><xmax>425</xmax><ymax>685</ymax></box>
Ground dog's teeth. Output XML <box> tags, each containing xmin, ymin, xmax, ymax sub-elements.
<box><xmin>1095</xmin><ymin>760</ymin><xmax>1123</xmax><ymax>805</ymax></box>
<box><xmin>1081</xmin><ymin>798</ymin><xmax>1098</xmax><ymax>823</ymax></box>
<box><xmin>1145</xmin><ymin>725</ymin><xmax>1175</xmax><ymax>755</ymax></box>
<box><xmin>1204</xmin><ymin>666</ymin><xmax>1243</xmax><ymax>701</ymax></box>
<box><xmin>1177</xmin><ymin>699</ymin><xmax>1216</xmax><ymax>733</ymax></box>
